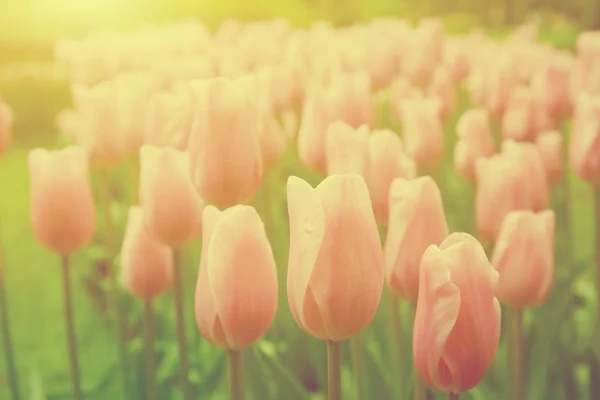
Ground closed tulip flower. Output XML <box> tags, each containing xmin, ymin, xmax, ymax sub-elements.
<box><xmin>454</xmin><ymin>108</ymin><xmax>495</xmax><ymax>179</ymax></box>
<box><xmin>535</xmin><ymin>131</ymin><xmax>563</xmax><ymax>183</ymax></box>
<box><xmin>29</xmin><ymin>146</ymin><xmax>96</xmax><ymax>254</ymax></box>
<box><xmin>325</xmin><ymin>121</ymin><xmax>369</xmax><ymax>176</ymax></box>
<box><xmin>144</xmin><ymin>90</ymin><xmax>191</xmax><ymax>150</ymax></box>
<box><xmin>569</xmin><ymin>93</ymin><xmax>600</xmax><ymax>183</ymax></box>
<box><xmin>329</xmin><ymin>72</ymin><xmax>374</xmax><ymax>129</ymax></box>
<box><xmin>492</xmin><ymin>210</ymin><xmax>555</xmax><ymax>308</ymax></box>
<box><xmin>400</xmin><ymin>97</ymin><xmax>444</xmax><ymax>168</ymax></box>
<box><xmin>120</xmin><ymin>206</ymin><xmax>173</xmax><ymax>299</ymax></box>
<box><xmin>414</xmin><ymin>233</ymin><xmax>501</xmax><ymax>394</ymax></box>
<box><xmin>428</xmin><ymin>66</ymin><xmax>456</xmax><ymax>120</ymax></box>
<box><xmin>188</xmin><ymin>77</ymin><xmax>263</xmax><ymax>208</ymax></box>
<box><xmin>195</xmin><ymin>205</ymin><xmax>278</xmax><ymax>350</ymax></box>
<box><xmin>475</xmin><ymin>153</ymin><xmax>533</xmax><ymax>243</ymax></box>
<box><xmin>384</xmin><ymin>176</ymin><xmax>449</xmax><ymax>301</ymax></box>
<box><xmin>286</xmin><ymin>174</ymin><xmax>383</xmax><ymax>341</ymax></box>
<box><xmin>139</xmin><ymin>146</ymin><xmax>203</xmax><ymax>247</ymax></box>
<box><xmin>257</xmin><ymin>92</ymin><xmax>287</xmax><ymax>169</ymax></box>
<box><xmin>0</xmin><ymin>99</ymin><xmax>12</xmax><ymax>156</ymax></box>
<box><xmin>365</xmin><ymin>130</ymin><xmax>417</xmax><ymax>225</ymax></box>
<box><xmin>501</xmin><ymin>86</ymin><xmax>535</xmax><ymax>142</ymax></box>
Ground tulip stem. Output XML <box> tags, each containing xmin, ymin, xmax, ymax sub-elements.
<box><xmin>413</xmin><ymin>304</ymin><xmax>426</xmax><ymax>400</ymax></box>
<box><xmin>144</xmin><ymin>299</ymin><xmax>156</xmax><ymax>400</ymax></box>
<box><xmin>227</xmin><ymin>350</ymin><xmax>244</xmax><ymax>400</ymax></box>
<box><xmin>350</xmin><ymin>334</ymin><xmax>365</xmax><ymax>400</ymax></box>
<box><xmin>0</xmin><ymin>280</ymin><xmax>20</xmax><ymax>400</ymax></box>
<box><xmin>592</xmin><ymin>185</ymin><xmax>600</xmax><ymax>398</ymax></box>
<box><xmin>61</xmin><ymin>255</ymin><xmax>82</xmax><ymax>400</ymax></box>
<box><xmin>388</xmin><ymin>293</ymin><xmax>404</xmax><ymax>391</ymax></box>
<box><xmin>448</xmin><ymin>393</ymin><xmax>459</xmax><ymax>400</ymax></box>
<box><xmin>173</xmin><ymin>248</ymin><xmax>191</xmax><ymax>399</ymax></box>
<box><xmin>327</xmin><ymin>340</ymin><xmax>342</xmax><ymax>400</ymax></box>
<box><xmin>509</xmin><ymin>307</ymin><xmax>524</xmax><ymax>400</ymax></box>
<box><xmin>99</xmin><ymin>168</ymin><xmax>130</xmax><ymax>397</ymax></box>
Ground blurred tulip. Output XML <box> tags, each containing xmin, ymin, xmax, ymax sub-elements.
<box><xmin>139</xmin><ymin>146</ymin><xmax>203</xmax><ymax>247</ymax></box>
<box><xmin>384</xmin><ymin>176</ymin><xmax>449</xmax><ymax>301</ymax></box>
<box><xmin>0</xmin><ymin>99</ymin><xmax>12</xmax><ymax>156</ymax></box>
<box><xmin>501</xmin><ymin>140</ymin><xmax>549</xmax><ymax>211</ymax></box>
<box><xmin>325</xmin><ymin>121</ymin><xmax>369</xmax><ymax>176</ymax></box>
<box><xmin>428</xmin><ymin>66</ymin><xmax>456</xmax><ymax>119</ymax></box>
<box><xmin>535</xmin><ymin>131</ymin><xmax>563</xmax><ymax>183</ymax></box>
<box><xmin>492</xmin><ymin>210</ymin><xmax>555</xmax><ymax>308</ymax></box>
<box><xmin>29</xmin><ymin>146</ymin><xmax>96</xmax><ymax>254</ymax></box>
<box><xmin>188</xmin><ymin>77</ymin><xmax>263</xmax><ymax>208</ymax></box>
<box><xmin>144</xmin><ymin>90</ymin><xmax>192</xmax><ymax>150</ymax></box>
<box><xmin>195</xmin><ymin>205</ymin><xmax>278</xmax><ymax>350</ymax></box>
<box><xmin>400</xmin><ymin>97</ymin><xmax>444</xmax><ymax>168</ymax></box>
<box><xmin>120</xmin><ymin>206</ymin><xmax>173</xmax><ymax>300</ymax></box>
<box><xmin>365</xmin><ymin>129</ymin><xmax>417</xmax><ymax>225</ymax></box>
<box><xmin>414</xmin><ymin>233</ymin><xmax>501</xmax><ymax>394</ymax></box>
<box><xmin>286</xmin><ymin>174</ymin><xmax>383</xmax><ymax>341</ymax></box>
<box><xmin>454</xmin><ymin>109</ymin><xmax>495</xmax><ymax>179</ymax></box>
<box><xmin>389</xmin><ymin>76</ymin><xmax>422</xmax><ymax>123</ymax></box>
<box><xmin>475</xmin><ymin>153</ymin><xmax>533</xmax><ymax>243</ymax></box>
<box><xmin>484</xmin><ymin>58</ymin><xmax>517</xmax><ymax>118</ymax></box>
<box><xmin>501</xmin><ymin>86</ymin><xmax>534</xmax><ymax>142</ymax></box>
<box><xmin>329</xmin><ymin>72</ymin><xmax>374</xmax><ymax>129</ymax></box>
<box><xmin>569</xmin><ymin>93</ymin><xmax>600</xmax><ymax>183</ymax></box>
<box><xmin>257</xmin><ymin>92</ymin><xmax>287</xmax><ymax>169</ymax></box>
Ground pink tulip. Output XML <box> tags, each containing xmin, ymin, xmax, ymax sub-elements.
<box><xmin>454</xmin><ymin>109</ymin><xmax>495</xmax><ymax>179</ymax></box>
<box><xmin>389</xmin><ymin>77</ymin><xmax>423</xmax><ymax>123</ymax></box>
<box><xmin>501</xmin><ymin>140</ymin><xmax>549</xmax><ymax>211</ymax></box>
<box><xmin>325</xmin><ymin>121</ymin><xmax>369</xmax><ymax>176</ymax></box>
<box><xmin>286</xmin><ymin>174</ymin><xmax>383</xmax><ymax>341</ymax></box>
<box><xmin>365</xmin><ymin>130</ymin><xmax>417</xmax><ymax>225</ymax></box>
<box><xmin>535</xmin><ymin>131</ymin><xmax>563</xmax><ymax>183</ymax></box>
<box><xmin>492</xmin><ymin>210</ymin><xmax>555</xmax><ymax>308</ymax></box>
<box><xmin>329</xmin><ymin>72</ymin><xmax>374</xmax><ymax>129</ymax></box>
<box><xmin>428</xmin><ymin>66</ymin><xmax>456</xmax><ymax>119</ymax></box>
<box><xmin>195</xmin><ymin>205</ymin><xmax>278</xmax><ymax>350</ymax></box>
<box><xmin>484</xmin><ymin>58</ymin><xmax>517</xmax><ymax>118</ymax></box>
<box><xmin>0</xmin><ymin>99</ymin><xmax>12</xmax><ymax>156</ymax></box>
<box><xmin>120</xmin><ymin>206</ymin><xmax>173</xmax><ymax>300</ymax></box>
<box><xmin>257</xmin><ymin>92</ymin><xmax>287</xmax><ymax>169</ymax></box>
<box><xmin>29</xmin><ymin>146</ymin><xmax>96</xmax><ymax>254</ymax></box>
<box><xmin>475</xmin><ymin>153</ymin><xmax>533</xmax><ymax>243</ymax></box>
<box><xmin>501</xmin><ymin>86</ymin><xmax>535</xmax><ymax>142</ymax></box>
<box><xmin>400</xmin><ymin>97</ymin><xmax>444</xmax><ymax>168</ymax></box>
<box><xmin>144</xmin><ymin>90</ymin><xmax>192</xmax><ymax>150</ymax></box>
<box><xmin>139</xmin><ymin>146</ymin><xmax>203</xmax><ymax>247</ymax></box>
<box><xmin>188</xmin><ymin>77</ymin><xmax>263</xmax><ymax>208</ymax></box>
<box><xmin>414</xmin><ymin>233</ymin><xmax>501</xmax><ymax>394</ymax></box>
<box><xmin>569</xmin><ymin>93</ymin><xmax>600</xmax><ymax>183</ymax></box>
<box><xmin>384</xmin><ymin>176</ymin><xmax>449</xmax><ymax>301</ymax></box>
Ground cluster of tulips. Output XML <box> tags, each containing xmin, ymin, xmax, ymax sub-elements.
<box><xmin>1</xmin><ymin>15</ymin><xmax>600</xmax><ymax>400</ymax></box>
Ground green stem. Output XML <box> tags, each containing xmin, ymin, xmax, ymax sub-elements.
<box><xmin>388</xmin><ymin>293</ymin><xmax>404</xmax><ymax>391</ymax></box>
<box><xmin>0</xmin><ymin>280</ymin><xmax>20</xmax><ymax>400</ymax></box>
<box><xmin>173</xmin><ymin>248</ymin><xmax>191</xmax><ymax>399</ymax></box>
<box><xmin>61</xmin><ymin>255</ymin><xmax>82</xmax><ymax>400</ymax></box>
<box><xmin>144</xmin><ymin>299</ymin><xmax>156</xmax><ymax>400</ymax></box>
<box><xmin>350</xmin><ymin>335</ymin><xmax>365</xmax><ymax>400</ymax></box>
<box><xmin>100</xmin><ymin>168</ymin><xmax>130</xmax><ymax>397</ymax></box>
<box><xmin>413</xmin><ymin>304</ymin><xmax>426</xmax><ymax>400</ymax></box>
<box><xmin>448</xmin><ymin>393</ymin><xmax>459</xmax><ymax>400</ymax></box>
<box><xmin>227</xmin><ymin>350</ymin><xmax>244</xmax><ymax>400</ymax></box>
<box><xmin>327</xmin><ymin>340</ymin><xmax>342</xmax><ymax>400</ymax></box>
<box><xmin>592</xmin><ymin>185</ymin><xmax>600</xmax><ymax>399</ymax></box>
<box><xmin>509</xmin><ymin>308</ymin><xmax>524</xmax><ymax>400</ymax></box>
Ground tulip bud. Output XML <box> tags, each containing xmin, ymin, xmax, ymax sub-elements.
<box><xmin>139</xmin><ymin>146</ymin><xmax>203</xmax><ymax>247</ymax></box>
<box><xmin>328</xmin><ymin>72</ymin><xmax>374</xmax><ymax>129</ymax></box>
<box><xmin>365</xmin><ymin>129</ymin><xmax>417</xmax><ymax>225</ymax></box>
<box><xmin>492</xmin><ymin>210</ymin><xmax>555</xmax><ymax>308</ymax></box>
<box><xmin>28</xmin><ymin>146</ymin><xmax>96</xmax><ymax>255</ymax></box>
<box><xmin>454</xmin><ymin>109</ymin><xmax>495</xmax><ymax>179</ymax></box>
<box><xmin>414</xmin><ymin>233</ymin><xmax>501</xmax><ymax>394</ymax></box>
<box><xmin>0</xmin><ymin>99</ymin><xmax>12</xmax><ymax>157</ymax></box>
<box><xmin>120</xmin><ymin>206</ymin><xmax>173</xmax><ymax>300</ymax></box>
<box><xmin>535</xmin><ymin>131</ymin><xmax>563</xmax><ymax>183</ymax></box>
<box><xmin>144</xmin><ymin>90</ymin><xmax>191</xmax><ymax>150</ymax></box>
<box><xmin>195</xmin><ymin>205</ymin><xmax>278</xmax><ymax>350</ymax></box>
<box><xmin>399</xmin><ymin>97</ymin><xmax>444</xmax><ymax>168</ymax></box>
<box><xmin>286</xmin><ymin>174</ymin><xmax>383</xmax><ymax>341</ymax></box>
<box><xmin>569</xmin><ymin>93</ymin><xmax>600</xmax><ymax>184</ymax></box>
<box><xmin>188</xmin><ymin>77</ymin><xmax>263</xmax><ymax>208</ymax></box>
<box><xmin>384</xmin><ymin>176</ymin><xmax>449</xmax><ymax>301</ymax></box>
<box><xmin>325</xmin><ymin>121</ymin><xmax>369</xmax><ymax>176</ymax></box>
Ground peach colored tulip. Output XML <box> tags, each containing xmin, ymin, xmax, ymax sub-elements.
<box><xmin>428</xmin><ymin>66</ymin><xmax>456</xmax><ymax>120</ymax></box>
<box><xmin>531</xmin><ymin>53</ymin><xmax>572</xmax><ymax>120</ymax></box>
<box><xmin>384</xmin><ymin>176</ymin><xmax>449</xmax><ymax>301</ymax></box>
<box><xmin>454</xmin><ymin>109</ymin><xmax>495</xmax><ymax>179</ymax></box>
<box><xmin>484</xmin><ymin>58</ymin><xmax>517</xmax><ymax>118</ymax></box>
<box><xmin>389</xmin><ymin>77</ymin><xmax>423</xmax><ymax>123</ymax></box>
<box><xmin>257</xmin><ymin>93</ymin><xmax>287</xmax><ymax>169</ymax></box>
<box><xmin>329</xmin><ymin>72</ymin><xmax>374</xmax><ymax>129</ymax></box>
<box><xmin>414</xmin><ymin>233</ymin><xmax>501</xmax><ymax>394</ymax></box>
<box><xmin>492</xmin><ymin>210</ymin><xmax>555</xmax><ymax>308</ymax></box>
<box><xmin>29</xmin><ymin>146</ymin><xmax>96</xmax><ymax>254</ymax></box>
<box><xmin>144</xmin><ymin>90</ymin><xmax>191</xmax><ymax>150</ymax></box>
<box><xmin>120</xmin><ymin>206</ymin><xmax>173</xmax><ymax>300</ymax></box>
<box><xmin>0</xmin><ymin>99</ymin><xmax>12</xmax><ymax>156</ymax></box>
<box><xmin>188</xmin><ymin>77</ymin><xmax>263</xmax><ymax>208</ymax></box>
<box><xmin>399</xmin><ymin>97</ymin><xmax>444</xmax><ymax>168</ymax></box>
<box><xmin>139</xmin><ymin>146</ymin><xmax>203</xmax><ymax>247</ymax></box>
<box><xmin>501</xmin><ymin>86</ymin><xmax>534</xmax><ymax>142</ymax></box>
<box><xmin>570</xmin><ymin>93</ymin><xmax>600</xmax><ymax>183</ymax></box>
<box><xmin>535</xmin><ymin>131</ymin><xmax>563</xmax><ymax>183</ymax></box>
<box><xmin>195</xmin><ymin>205</ymin><xmax>278</xmax><ymax>350</ymax></box>
<box><xmin>325</xmin><ymin>121</ymin><xmax>369</xmax><ymax>176</ymax></box>
<box><xmin>501</xmin><ymin>140</ymin><xmax>549</xmax><ymax>211</ymax></box>
<box><xmin>365</xmin><ymin>130</ymin><xmax>417</xmax><ymax>225</ymax></box>
<box><xmin>286</xmin><ymin>174</ymin><xmax>383</xmax><ymax>341</ymax></box>
<box><xmin>475</xmin><ymin>153</ymin><xmax>533</xmax><ymax>243</ymax></box>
